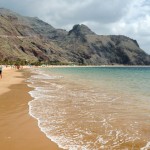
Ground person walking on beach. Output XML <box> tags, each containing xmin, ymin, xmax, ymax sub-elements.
<box><xmin>0</xmin><ymin>65</ymin><xmax>2</xmax><ymax>79</ymax></box>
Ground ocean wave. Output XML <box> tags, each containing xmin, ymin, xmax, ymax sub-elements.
<box><xmin>27</xmin><ymin>67</ymin><xmax>150</xmax><ymax>150</ymax></box>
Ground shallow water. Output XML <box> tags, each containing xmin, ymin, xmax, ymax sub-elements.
<box><xmin>28</xmin><ymin>67</ymin><xmax>150</xmax><ymax>150</ymax></box>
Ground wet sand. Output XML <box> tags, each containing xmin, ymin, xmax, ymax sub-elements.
<box><xmin>0</xmin><ymin>68</ymin><xmax>62</xmax><ymax>150</ymax></box>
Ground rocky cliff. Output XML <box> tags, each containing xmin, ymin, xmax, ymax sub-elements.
<box><xmin>0</xmin><ymin>8</ymin><xmax>150</xmax><ymax>65</ymax></box>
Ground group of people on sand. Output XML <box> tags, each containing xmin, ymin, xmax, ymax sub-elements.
<box><xmin>0</xmin><ymin>64</ymin><xmax>22</xmax><ymax>79</ymax></box>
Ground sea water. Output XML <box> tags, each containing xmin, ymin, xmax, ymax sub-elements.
<box><xmin>27</xmin><ymin>66</ymin><xmax>150</xmax><ymax>150</ymax></box>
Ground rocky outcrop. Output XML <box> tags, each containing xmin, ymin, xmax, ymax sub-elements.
<box><xmin>0</xmin><ymin>8</ymin><xmax>150</xmax><ymax>65</ymax></box>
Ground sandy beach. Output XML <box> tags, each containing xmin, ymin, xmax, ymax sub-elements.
<box><xmin>0</xmin><ymin>67</ymin><xmax>62</xmax><ymax>150</ymax></box>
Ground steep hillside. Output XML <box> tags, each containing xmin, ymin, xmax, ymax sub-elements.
<box><xmin>0</xmin><ymin>8</ymin><xmax>150</xmax><ymax>65</ymax></box>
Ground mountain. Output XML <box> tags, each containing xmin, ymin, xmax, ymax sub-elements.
<box><xmin>0</xmin><ymin>8</ymin><xmax>150</xmax><ymax>65</ymax></box>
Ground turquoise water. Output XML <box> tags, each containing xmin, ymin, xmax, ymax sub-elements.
<box><xmin>28</xmin><ymin>66</ymin><xmax>150</xmax><ymax>150</ymax></box>
<box><xmin>44</xmin><ymin>67</ymin><xmax>150</xmax><ymax>100</ymax></box>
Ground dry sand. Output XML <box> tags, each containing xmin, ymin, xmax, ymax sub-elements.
<box><xmin>0</xmin><ymin>68</ymin><xmax>62</xmax><ymax>150</ymax></box>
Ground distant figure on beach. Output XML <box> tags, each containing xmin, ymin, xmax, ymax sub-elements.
<box><xmin>0</xmin><ymin>65</ymin><xmax>2</xmax><ymax>79</ymax></box>
<box><xmin>17</xmin><ymin>65</ymin><xmax>20</xmax><ymax>70</ymax></box>
<box><xmin>15</xmin><ymin>64</ymin><xmax>20</xmax><ymax>70</ymax></box>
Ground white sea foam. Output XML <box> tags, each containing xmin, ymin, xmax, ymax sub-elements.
<box><xmin>27</xmin><ymin>67</ymin><xmax>150</xmax><ymax>150</ymax></box>
<box><xmin>141</xmin><ymin>142</ymin><xmax>150</xmax><ymax>150</ymax></box>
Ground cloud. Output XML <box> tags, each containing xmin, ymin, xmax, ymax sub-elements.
<box><xmin>35</xmin><ymin>0</ymin><xmax>134</xmax><ymax>26</ymax></box>
<box><xmin>0</xmin><ymin>0</ymin><xmax>149</xmax><ymax>54</ymax></box>
<box><xmin>107</xmin><ymin>0</ymin><xmax>150</xmax><ymax>53</ymax></box>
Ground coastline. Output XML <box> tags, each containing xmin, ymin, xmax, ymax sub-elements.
<box><xmin>0</xmin><ymin>66</ymin><xmax>149</xmax><ymax>149</ymax></box>
<box><xmin>37</xmin><ymin>65</ymin><xmax>150</xmax><ymax>69</ymax></box>
<box><xmin>0</xmin><ymin>68</ymin><xmax>62</xmax><ymax>150</ymax></box>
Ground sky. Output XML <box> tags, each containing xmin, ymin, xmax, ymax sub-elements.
<box><xmin>0</xmin><ymin>0</ymin><xmax>150</xmax><ymax>54</ymax></box>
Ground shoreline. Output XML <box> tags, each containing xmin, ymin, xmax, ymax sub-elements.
<box><xmin>36</xmin><ymin>65</ymin><xmax>150</xmax><ymax>68</ymax></box>
<box><xmin>0</xmin><ymin>68</ymin><xmax>62</xmax><ymax>150</ymax></box>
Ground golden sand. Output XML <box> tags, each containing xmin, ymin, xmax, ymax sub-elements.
<box><xmin>0</xmin><ymin>68</ymin><xmax>62</xmax><ymax>150</ymax></box>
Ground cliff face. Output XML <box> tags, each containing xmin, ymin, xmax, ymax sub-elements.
<box><xmin>0</xmin><ymin>8</ymin><xmax>150</xmax><ymax>65</ymax></box>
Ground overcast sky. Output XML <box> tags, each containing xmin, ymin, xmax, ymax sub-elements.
<box><xmin>0</xmin><ymin>0</ymin><xmax>150</xmax><ymax>54</ymax></box>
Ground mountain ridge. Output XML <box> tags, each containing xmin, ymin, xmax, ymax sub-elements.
<box><xmin>0</xmin><ymin>8</ymin><xmax>150</xmax><ymax>65</ymax></box>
